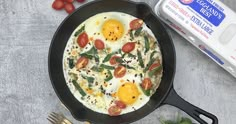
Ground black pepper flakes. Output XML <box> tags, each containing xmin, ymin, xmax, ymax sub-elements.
<box><xmin>134</xmin><ymin>74</ymin><xmax>137</xmax><ymax>77</ymax></box>
<box><xmin>132</xmin><ymin>96</ymin><xmax>136</xmax><ymax>99</ymax></box>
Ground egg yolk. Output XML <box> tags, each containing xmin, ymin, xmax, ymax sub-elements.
<box><xmin>102</xmin><ymin>19</ymin><xmax>124</xmax><ymax>42</ymax></box>
<box><xmin>118</xmin><ymin>82</ymin><xmax>140</xmax><ymax>105</ymax></box>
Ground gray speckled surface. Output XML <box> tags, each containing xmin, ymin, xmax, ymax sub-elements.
<box><xmin>0</xmin><ymin>0</ymin><xmax>236</xmax><ymax>124</ymax></box>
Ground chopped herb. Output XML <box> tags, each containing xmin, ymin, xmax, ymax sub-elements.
<box><xmin>81</xmin><ymin>75</ymin><xmax>95</xmax><ymax>84</ymax></box>
<box><xmin>68</xmin><ymin>58</ymin><xmax>75</xmax><ymax>69</ymax></box>
<box><xmin>144</xmin><ymin>58</ymin><xmax>156</xmax><ymax>72</ymax></box>
<box><xmin>140</xmin><ymin>85</ymin><xmax>151</xmax><ymax>96</ymax></box>
<box><xmin>129</xmin><ymin>30</ymin><xmax>134</xmax><ymax>40</ymax></box>
<box><xmin>115</xmin><ymin>57</ymin><xmax>124</xmax><ymax>63</ymax></box>
<box><xmin>87</xmin><ymin>77</ymin><xmax>95</xmax><ymax>84</ymax></box>
<box><xmin>94</xmin><ymin>54</ymin><xmax>99</xmax><ymax>63</ymax></box>
<box><xmin>148</xmin><ymin>65</ymin><xmax>162</xmax><ymax>77</ymax></box>
<box><xmin>74</xmin><ymin>25</ymin><xmax>85</xmax><ymax>37</ymax></box>
<box><xmin>134</xmin><ymin>27</ymin><xmax>143</xmax><ymax>36</ymax></box>
<box><xmin>104</xmin><ymin>70</ymin><xmax>113</xmax><ymax>82</ymax></box>
<box><xmin>100</xmin><ymin>64</ymin><xmax>115</xmax><ymax>70</ymax></box>
<box><xmin>80</xmin><ymin>53</ymin><xmax>93</xmax><ymax>59</ymax></box>
<box><xmin>128</xmin><ymin>53</ymin><xmax>136</xmax><ymax>58</ymax></box>
<box><xmin>144</xmin><ymin>36</ymin><xmax>150</xmax><ymax>53</ymax></box>
<box><xmin>91</xmin><ymin>66</ymin><xmax>104</xmax><ymax>72</ymax></box>
<box><xmin>72</xmin><ymin>80</ymin><xmax>86</xmax><ymax>97</ymax></box>
<box><xmin>150</xmin><ymin>51</ymin><xmax>158</xmax><ymax>59</ymax></box>
<box><xmin>80</xmin><ymin>46</ymin><xmax>98</xmax><ymax>61</ymax></box>
<box><xmin>102</xmin><ymin>53</ymin><xmax>114</xmax><ymax>63</ymax></box>
<box><xmin>118</xmin><ymin>49</ymin><xmax>122</xmax><ymax>55</ymax></box>
<box><xmin>86</xmin><ymin>46</ymin><xmax>97</xmax><ymax>55</ymax></box>
<box><xmin>121</xmin><ymin>53</ymin><xmax>126</xmax><ymax>58</ymax></box>
<box><xmin>68</xmin><ymin>72</ymin><xmax>78</xmax><ymax>80</ymax></box>
<box><xmin>137</xmin><ymin>50</ymin><xmax>144</xmax><ymax>68</ymax></box>
<box><xmin>126</xmin><ymin>65</ymin><xmax>136</xmax><ymax>70</ymax></box>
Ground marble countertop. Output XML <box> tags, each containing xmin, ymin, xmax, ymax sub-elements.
<box><xmin>0</xmin><ymin>0</ymin><xmax>236</xmax><ymax>124</ymax></box>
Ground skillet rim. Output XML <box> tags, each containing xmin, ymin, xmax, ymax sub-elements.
<box><xmin>48</xmin><ymin>0</ymin><xmax>176</xmax><ymax>123</ymax></box>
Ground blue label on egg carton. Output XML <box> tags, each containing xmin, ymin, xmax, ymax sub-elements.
<box><xmin>179</xmin><ymin>0</ymin><xmax>225</xmax><ymax>26</ymax></box>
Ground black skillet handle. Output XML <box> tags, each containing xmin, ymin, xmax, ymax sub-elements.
<box><xmin>163</xmin><ymin>88</ymin><xmax>218</xmax><ymax>124</ymax></box>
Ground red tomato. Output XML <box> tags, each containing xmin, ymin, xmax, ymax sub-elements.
<box><xmin>64</xmin><ymin>0</ymin><xmax>74</xmax><ymax>3</ymax></box>
<box><xmin>76</xmin><ymin>57</ymin><xmax>89</xmax><ymax>69</ymax></box>
<box><xmin>114</xmin><ymin>66</ymin><xmax>126</xmax><ymax>78</ymax></box>
<box><xmin>94</xmin><ymin>39</ymin><xmax>105</xmax><ymax>50</ymax></box>
<box><xmin>77</xmin><ymin>0</ymin><xmax>85</xmax><ymax>3</ymax></box>
<box><xmin>109</xmin><ymin>56</ymin><xmax>121</xmax><ymax>65</ymax></box>
<box><xmin>52</xmin><ymin>0</ymin><xmax>64</xmax><ymax>10</ymax></box>
<box><xmin>122</xmin><ymin>42</ymin><xmax>135</xmax><ymax>53</ymax></box>
<box><xmin>108</xmin><ymin>105</ymin><xmax>122</xmax><ymax>116</ymax></box>
<box><xmin>115</xmin><ymin>101</ymin><xmax>126</xmax><ymax>109</ymax></box>
<box><xmin>149</xmin><ymin>63</ymin><xmax>160</xmax><ymax>71</ymax></box>
<box><xmin>141</xmin><ymin>78</ymin><xmax>152</xmax><ymax>90</ymax></box>
<box><xmin>64</xmin><ymin>3</ymin><xmax>75</xmax><ymax>14</ymax></box>
<box><xmin>130</xmin><ymin>19</ymin><xmax>143</xmax><ymax>30</ymax></box>
<box><xmin>77</xmin><ymin>32</ymin><xmax>89</xmax><ymax>48</ymax></box>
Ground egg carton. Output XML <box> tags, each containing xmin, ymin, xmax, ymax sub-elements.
<box><xmin>154</xmin><ymin>0</ymin><xmax>236</xmax><ymax>78</ymax></box>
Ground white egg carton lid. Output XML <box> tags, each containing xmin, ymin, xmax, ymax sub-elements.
<box><xmin>154</xmin><ymin>0</ymin><xmax>236</xmax><ymax>78</ymax></box>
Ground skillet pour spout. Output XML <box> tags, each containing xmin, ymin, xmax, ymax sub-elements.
<box><xmin>48</xmin><ymin>0</ymin><xmax>218</xmax><ymax>124</ymax></box>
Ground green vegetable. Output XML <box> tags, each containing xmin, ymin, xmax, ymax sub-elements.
<box><xmin>102</xmin><ymin>53</ymin><xmax>114</xmax><ymax>63</ymax></box>
<box><xmin>125</xmin><ymin>65</ymin><xmax>136</xmax><ymax>70</ymax></box>
<box><xmin>72</xmin><ymin>80</ymin><xmax>86</xmax><ymax>97</ymax></box>
<box><xmin>87</xmin><ymin>77</ymin><xmax>95</xmax><ymax>84</ymax></box>
<box><xmin>117</xmin><ymin>49</ymin><xmax>121</xmax><ymax>54</ymax></box>
<box><xmin>144</xmin><ymin>36</ymin><xmax>150</xmax><ymax>53</ymax></box>
<box><xmin>91</xmin><ymin>66</ymin><xmax>104</xmax><ymax>72</ymax></box>
<box><xmin>80</xmin><ymin>53</ymin><xmax>93</xmax><ymax>59</ymax></box>
<box><xmin>68</xmin><ymin>58</ymin><xmax>75</xmax><ymax>69</ymax></box>
<box><xmin>148</xmin><ymin>65</ymin><xmax>162</xmax><ymax>77</ymax></box>
<box><xmin>150</xmin><ymin>51</ymin><xmax>158</xmax><ymax>59</ymax></box>
<box><xmin>140</xmin><ymin>85</ymin><xmax>151</xmax><ymax>96</ymax></box>
<box><xmin>86</xmin><ymin>46</ymin><xmax>97</xmax><ymax>55</ymax></box>
<box><xmin>137</xmin><ymin>50</ymin><xmax>144</xmax><ymax>68</ymax></box>
<box><xmin>100</xmin><ymin>64</ymin><xmax>115</xmax><ymax>70</ymax></box>
<box><xmin>128</xmin><ymin>53</ymin><xmax>136</xmax><ymax>58</ymax></box>
<box><xmin>115</xmin><ymin>57</ymin><xmax>124</xmax><ymax>63</ymax></box>
<box><xmin>143</xmin><ymin>58</ymin><xmax>155</xmax><ymax>72</ymax></box>
<box><xmin>129</xmin><ymin>30</ymin><xmax>134</xmax><ymax>40</ymax></box>
<box><xmin>74</xmin><ymin>25</ymin><xmax>85</xmax><ymax>37</ymax></box>
<box><xmin>104</xmin><ymin>70</ymin><xmax>113</xmax><ymax>81</ymax></box>
<box><xmin>80</xmin><ymin>46</ymin><xmax>97</xmax><ymax>60</ymax></box>
<box><xmin>68</xmin><ymin>72</ymin><xmax>78</xmax><ymax>80</ymax></box>
<box><xmin>134</xmin><ymin>27</ymin><xmax>143</xmax><ymax>36</ymax></box>
<box><xmin>94</xmin><ymin>54</ymin><xmax>100</xmax><ymax>63</ymax></box>
<box><xmin>122</xmin><ymin>53</ymin><xmax>126</xmax><ymax>58</ymax></box>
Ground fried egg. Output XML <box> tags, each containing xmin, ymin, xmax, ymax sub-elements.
<box><xmin>63</xmin><ymin>12</ymin><xmax>163</xmax><ymax>115</ymax></box>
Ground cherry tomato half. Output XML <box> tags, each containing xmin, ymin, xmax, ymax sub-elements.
<box><xmin>149</xmin><ymin>63</ymin><xmax>160</xmax><ymax>71</ymax></box>
<box><xmin>129</xmin><ymin>19</ymin><xmax>143</xmax><ymax>30</ymax></box>
<box><xmin>122</xmin><ymin>42</ymin><xmax>135</xmax><ymax>53</ymax></box>
<box><xmin>114</xmin><ymin>66</ymin><xmax>126</xmax><ymax>78</ymax></box>
<box><xmin>64</xmin><ymin>3</ymin><xmax>75</xmax><ymax>14</ymax></box>
<box><xmin>77</xmin><ymin>32</ymin><xmax>89</xmax><ymax>48</ymax></box>
<box><xmin>94</xmin><ymin>39</ymin><xmax>105</xmax><ymax>50</ymax></box>
<box><xmin>109</xmin><ymin>56</ymin><xmax>121</xmax><ymax>65</ymax></box>
<box><xmin>141</xmin><ymin>78</ymin><xmax>152</xmax><ymax>90</ymax></box>
<box><xmin>52</xmin><ymin>0</ymin><xmax>64</xmax><ymax>10</ymax></box>
<box><xmin>108</xmin><ymin>105</ymin><xmax>122</xmax><ymax>116</ymax></box>
<box><xmin>115</xmin><ymin>100</ymin><xmax>126</xmax><ymax>109</ymax></box>
<box><xmin>76</xmin><ymin>56</ymin><xmax>89</xmax><ymax>69</ymax></box>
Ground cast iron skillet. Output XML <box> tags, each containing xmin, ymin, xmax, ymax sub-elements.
<box><xmin>48</xmin><ymin>0</ymin><xmax>218</xmax><ymax>123</ymax></box>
